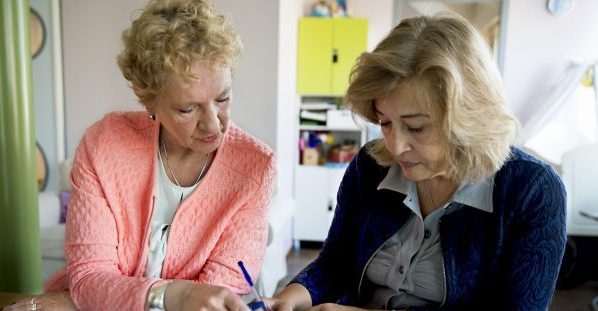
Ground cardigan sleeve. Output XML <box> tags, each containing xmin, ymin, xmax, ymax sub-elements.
<box><xmin>65</xmin><ymin>127</ymin><xmax>157</xmax><ymax>311</ymax></box>
<box><xmin>500</xmin><ymin>164</ymin><xmax>567</xmax><ymax>310</ymax></box>
<box><xmin>197</xmin><ymin>152</ymin><xmax>277</xmax><ymax>294</ymax></box>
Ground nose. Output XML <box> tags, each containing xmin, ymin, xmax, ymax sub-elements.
<box><xmin>386</xmin><ymin>127</ymin><xmax>411</xmax><ymax>157</ymax></box>
<box><xmin>197</xmin><ymin>103</ymin><xmax>220</xmax><ymax>133</ymax></box>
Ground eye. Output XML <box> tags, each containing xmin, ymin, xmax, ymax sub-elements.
<box><xmin>378</xmin><ymin>120</ymin><xmax>391</xmax><ymax>128</ymax></box>
<box><xmin>216</xmin><ymin>96</ymin><xmax>230</xmax><ymax>104</ymax></box>
<box><xmin>178</xmin><ymin>108</ymin><xmax>193</xmax><ymax>114</ymax></box>
<box><xmin>407</xmin><ymin>126</ymin><xmax>424</xmax><ymax>133</ymax></box>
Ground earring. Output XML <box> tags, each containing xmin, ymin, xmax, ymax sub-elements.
<box><xmin>148</xmin><ymin>113</ymin><xmax>155</xmax><ymax>121</ymax></box>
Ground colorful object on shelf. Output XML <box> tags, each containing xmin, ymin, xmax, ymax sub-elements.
<box><xmin>308</xmin><ymin>131</ymin><xmax>322</xmax><ymax>148</ymax></box>
<box><xmin>330</xmin><ymin>0</ymin><xmax>347</xmax><ymax>18</ymax></box>
<box><xmin>310</xmin><ymin>0</ymin><xmax>331</xmax><ymax>17</ymax></box>
<box><xmin>328</xmin><ymin>141</ymin><xmax>358</xmax><ymax>163</ymax></box>
<box><xmin>303</xmin><ymin>148</ymin><xmax>320</xmax><ymax>166</ymax></box>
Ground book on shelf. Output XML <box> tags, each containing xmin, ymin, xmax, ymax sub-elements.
<box><xmin>299</xmin><ymin>102</ymin><xmax>337</xmax><ymax>110</ymax></box>
<box><xmin>300</xmin><ymin>110</ymin><xmax>327</xmax><ymax>122</ymax></box>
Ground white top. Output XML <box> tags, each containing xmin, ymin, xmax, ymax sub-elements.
<box><xmin>145</xmin><ymin>151</ymin><xmax>200</xmax><ymax>279</ymax></box>
<box><xmin>366</xmin><ymin>164</ymin><xmax>495</xmax><ymax>309</ymax></box>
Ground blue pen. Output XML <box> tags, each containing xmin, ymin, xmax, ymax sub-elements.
<box><xmin>238</xmin><ymin>261</ymin><xmax>270</xmax><ymax>311</ymax></box>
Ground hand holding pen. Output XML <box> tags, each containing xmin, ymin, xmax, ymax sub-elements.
<box><xmin>238</xmin><ymin>261</ymin><xmax>271</xmax><ymax>311</ymax></box>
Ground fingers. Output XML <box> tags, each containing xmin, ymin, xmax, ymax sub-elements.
<box><xmin>179</xmin><ymin>283</ymin><xmax>250</xmax><ymax>311</ymax></box>
<box><xmin>2</xmin><ymin>292</ymin><xmax>75</xmax><ymax>311</ymax></box>
<box><xmin>221</xmin><ymin>289</ymin><xmax>250</xmax><ymax>311</ymax></box>
<box><xmin>2</xmin><ymin>297</ymin><xmax>43</xmax><ymax>311</ymax></box>
<box><xmin>262</xmin><ymin>298</ymin><xmax>293</xmax><ymax>311</ymax></box>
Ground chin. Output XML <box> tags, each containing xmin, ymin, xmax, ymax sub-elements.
<box><xmin>400</xmin><ymin>168</ymin><xmax>427</xmax><ymax>182</ymax></box>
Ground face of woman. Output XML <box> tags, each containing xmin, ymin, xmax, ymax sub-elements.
<box><xmin>374</xmin><ymin>80</ymin><xmax>449</xmax><ymax>181</ymax></box>
<box><xmin>151</xmin><ymin>62</ymin><xmax>232</xmax><ymax>155</ymax></box>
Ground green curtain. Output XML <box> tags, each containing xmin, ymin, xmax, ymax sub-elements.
<box><xmin>0</xmin><ymin>0</ymin><xmax>43</xmax><ymax>294</ymax></box>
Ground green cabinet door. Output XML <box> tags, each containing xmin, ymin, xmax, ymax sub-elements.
<box><xmin>297</xmin><ymin>18</ymin><xmax>333</xmax><ymax>95</ymax></box>
<box><xmin>297</xmin><ymin>18</ymin><xmax>367</xmax><ymax>96</ymax></box>
<box><xmin>331</xmin><ymin>18</ymin><xmax>368</xmax><ymax>96</ymax></box>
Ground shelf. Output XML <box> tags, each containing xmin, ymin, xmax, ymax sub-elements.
<box><xmin>299</xmin><ymin>125</ymin><xmax>361</xmax><ymax>132</ymax></box>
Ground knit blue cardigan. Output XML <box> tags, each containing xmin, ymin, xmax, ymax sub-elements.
<box><xmin>291</xmin><ymin>145</ymin><xmax>567</xmax><ymax>310</ymax></box>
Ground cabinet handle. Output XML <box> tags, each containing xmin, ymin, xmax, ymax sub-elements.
<box><xmin>332</xmin><ymin>48</ymin><xmax>338</xmax><ymax>63</ymax></box>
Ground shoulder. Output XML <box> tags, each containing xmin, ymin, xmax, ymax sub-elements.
<box><xmin>497</xmin><ymin>146</ymin><xmax>562</xmax><ymax>187</ymax></box>
<box><xmin>82</xmin><ymin>111</ymin><xmax>154</xmax><ymax>147</ymax></box>
<box><xmin>75</xmin><ymin>111</ymin><xmax>156</xmax><ymax>168</ymax></box>
<box><xmin>494</xmin><ymin>146</ymin><xmax>565</xmax><ymax>215</ymax></box>
<box><xmin>219</xmin><ymin>123</ymin><xmax>276</xmax><ymax>186</ymax></box>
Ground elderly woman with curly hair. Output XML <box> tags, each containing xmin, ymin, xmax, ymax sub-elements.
<box><xmin>5</xmin><ymin>0</ymin><xmax>275</xmax><ymax>310</ymax></box>
<box><xmin>268</xmin><ymin>14</ymin><xmax>566</xmax><ymax>311</ymax></box>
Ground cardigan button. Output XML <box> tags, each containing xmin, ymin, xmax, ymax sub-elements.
<box><xmin>399</xmin><ymin>265</ymin><xmax>405</xmax><ymax>274</ymax></box>
<box><xmin>424</xmin><ymin>230</ymin><xmax>431</xmax><ymax>239</ymax></box>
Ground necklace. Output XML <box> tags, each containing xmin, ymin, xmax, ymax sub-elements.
<box><xmin>424</xmin><ymin>180</ymin><xmax>436</xmax><ymax>210</ymax></box>
<box><xmin>161</xmin><ymin>135</ymin><xmax>210</xmax><ymax>203</ymax></box>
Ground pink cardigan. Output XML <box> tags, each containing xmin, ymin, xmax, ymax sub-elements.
<box><xmin>46</xmin><ymin>111</ymin><xmax>276</xmax><ymax>310</ymax></box>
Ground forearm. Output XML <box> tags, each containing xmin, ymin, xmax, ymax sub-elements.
<box><xmin>68</xmin><ymin>263</ymin><xmax>156</xmax><ymax>311</ymax></box>
<box><xmin>274</xmin><ymin>283</ymin><xmax>313</xmax><ymax>311</ymax></box>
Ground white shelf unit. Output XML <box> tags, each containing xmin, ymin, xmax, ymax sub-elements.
<box><xmin>293</xmin><ymin>123</ymin><xmax>366</xmax><ymax>242</ymax></box>
<box><xmin>294</xmin><ymin>165</ymin><xmax>347</xmax><ymax>242</ymax></box>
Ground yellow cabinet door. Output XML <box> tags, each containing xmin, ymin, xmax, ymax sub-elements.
<box><xmin>331</xmin><ymin>18</ymin><xmax>368</xmax><ymax>96</ymax></box>
<box><xmin>297</xmin><ymin>18</ymin><xmax>333</xmax><ymax>95</ymax></box>
<box><xmin>297</xmin><ymin>18</ymin><xmax>367</xmax><ymax>96</ymax></box>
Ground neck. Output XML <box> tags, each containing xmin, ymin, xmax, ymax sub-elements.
<box><xmin>159</xmin><ymin>131</ymin><xmax>212</xmax><ymax>187</ymax></box>
<box><xmin>161</xmin><ymin>131</ymin><xmax>202</xmax><ymax>161</ymax></box>
<box><xmin>417</xmin><ymin>176</ymin><xmax>458</xmax><ymax>217</ymax></box>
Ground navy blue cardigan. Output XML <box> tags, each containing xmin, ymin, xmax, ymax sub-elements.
<box><xmin>291</xmin><ymin>145</ymin><xmax>567</xmax><ymax>310</ymax></box>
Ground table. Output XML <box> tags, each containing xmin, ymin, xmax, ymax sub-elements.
<box><xmin>0</xmin><ymin>292</ymin><xmax>27</xmax><ymax>308</ymax></box>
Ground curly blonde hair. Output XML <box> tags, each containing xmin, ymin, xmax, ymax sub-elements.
<box><xmin>117</xmin><ymin>0</ymin><xmax>242</xmax><ymax>104</ymax></box>
<box><xmin>345</xmin><ymin>14</ymin><xmax>519</xmax><ymax>182</ymax></box>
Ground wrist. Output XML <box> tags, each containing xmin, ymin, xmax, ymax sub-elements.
<box><xmin>163</xmin><ymin>280</ymin><xmax>191</xmax><ymax>311</ymax></box>
<box><xmin>146</xmin><ymin>280</ymin><xmax>173</xmax><ymax>311</ymax></box>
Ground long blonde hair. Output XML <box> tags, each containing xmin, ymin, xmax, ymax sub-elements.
<box><xmin>345</xmin><ymin>14</ymin><xmax>519</xmax><ymax>182</ymax></box>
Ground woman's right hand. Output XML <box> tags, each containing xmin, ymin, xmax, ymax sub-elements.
<box><xmin>164</xmin><ymin>280</ymin><xmax>249</xmax><ymax>311</ymax></box>
<box><xmin>2</xmin><ymin>290</ymin><xmax>76</xmax><ymax>311</ymax></box>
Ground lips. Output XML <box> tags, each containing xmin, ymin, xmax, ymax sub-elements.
<box><xmin>399</xmin><ymin>161</ymin><xmax>419</xmax><ymax>169</ymax></box>
<box><xmin>200</xmin><ymin>133</ymin><xmax>219</xmax><ymax>143</ymax></box>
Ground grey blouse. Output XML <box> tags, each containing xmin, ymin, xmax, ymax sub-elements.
<box><xmin>366</xmin><ymin>165</ymin><xmax>494</xmax><ymax>309</ymax></box>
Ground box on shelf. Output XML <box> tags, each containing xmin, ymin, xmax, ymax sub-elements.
<box><xmin>328</xmin><ymin>143</ymin><xmax>358</xmax><ymax>163</ymax></box>
<box><xmin>302</xmin><ymin>147</ymin><xmax>319</xmax><ymax>166</ymax></box>
<box><xmin>326</xmin><ymin>109</ymin><xmax>358</xmax><ymax>129</ymax></box>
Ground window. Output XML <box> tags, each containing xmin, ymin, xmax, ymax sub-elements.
<box><xmin>521</xmin><ymin>63</ymin><xmax>598</xmax><ymax>166</ymax></box>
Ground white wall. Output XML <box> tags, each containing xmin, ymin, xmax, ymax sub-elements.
<box><xmin>503</xmin><ymin>0</ymin><xmax>598</xmax><ymax>125</ymax></box>
<box><xmin>62</xmin><ymin>0</ymin><xmax>145</xmax><ymax>156</ymax></box>
<box><xmin>210</xmin><ymin>0</ymin><xmax>279</xmax><ymax>150</ymax></box>
<box><xmin>276</xmin><ymin>0</ymin><xmax>303</xmax><ymax>197</ymax></box>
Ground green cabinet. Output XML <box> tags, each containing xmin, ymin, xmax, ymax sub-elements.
<box><xmin>297</xmin><ymin>18</ymin><xmax>368</xmax><ymax>96</ymax></box>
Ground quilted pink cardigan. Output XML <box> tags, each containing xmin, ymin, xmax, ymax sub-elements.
<box><xmin>45</xmin><ymin>111</ymin><xmax>276</xmax><ymax>310</ymax></box>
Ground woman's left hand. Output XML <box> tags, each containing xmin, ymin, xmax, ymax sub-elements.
<box><xmin>2</xmin><ymin>291</ymin><xmax>77</xmax><ymax>311</ymax></box>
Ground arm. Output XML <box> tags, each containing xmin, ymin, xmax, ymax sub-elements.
<box><xmin>269</xmin><ymin>283</ymin><xmax>313</xmax><ymax>311</ymax></box>
<box><xmin>501</xmin><ymin>165</ymin><xmax>567</xmax><ymax>310</ymax></box>
<box><xmin>65</xmin><ymin>133</ymin><xmax>157</xmax><ymax>311</ymax></box>
<box><xmin>196</xmin><ymin>153</ymin><xmax>277</xmax><ymax>294</ymax></box>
